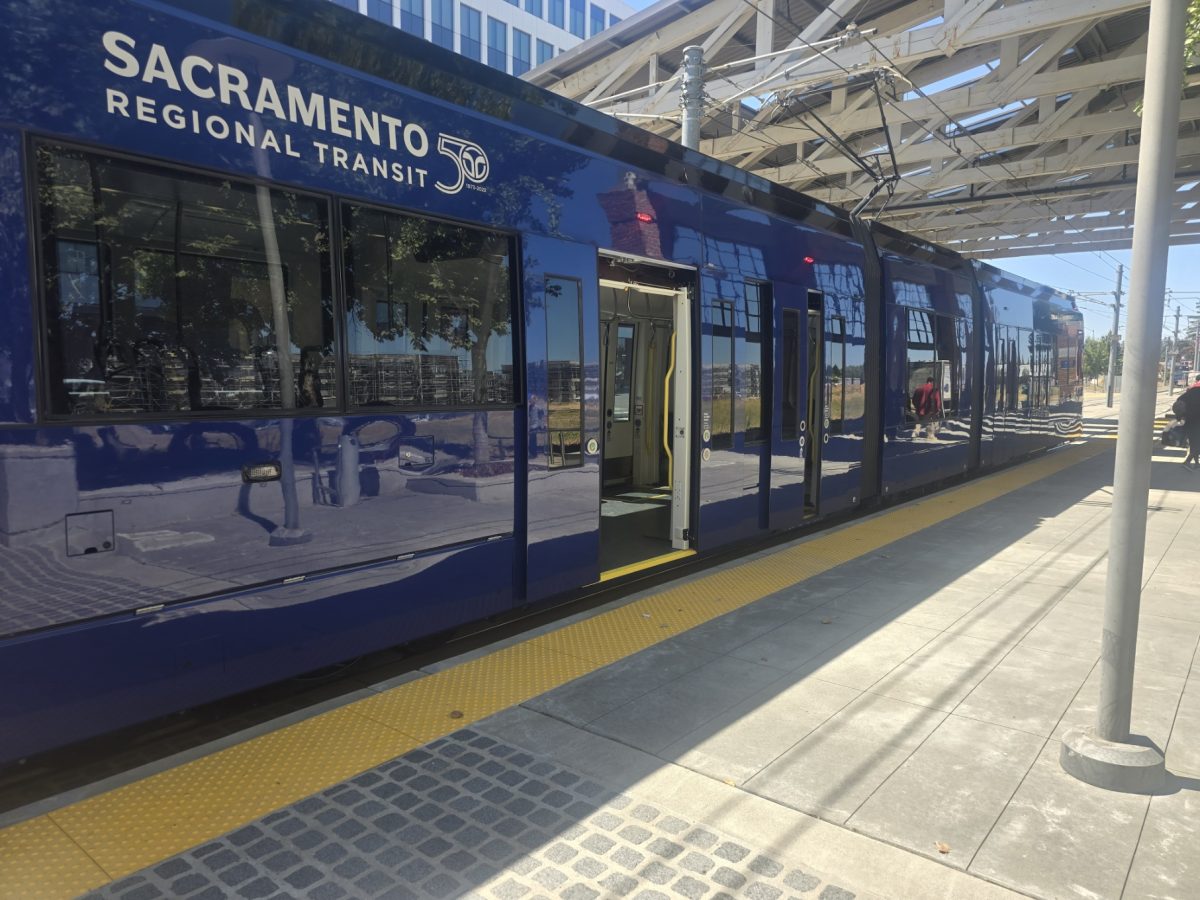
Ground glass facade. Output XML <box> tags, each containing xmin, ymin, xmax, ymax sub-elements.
<box><xmin>569</xmin><ymin>0</ymin><xmax>585</xmax><ymax>37</ymax></box>
<box><xmin>400</xmin><ymin>0</ymin><xmax>424</xmax><ymax>34</ymax></box>
<box><xmin>589</xmin><ymin>3</ymin><xmax>604</xmax><ymax>37</ymax></box>
<box><xmin>327</xmin><ymin>0</ymin><xmax>624</xmax><ymax>69</ymax></box>
<box><xmin>460</xmin><ymin>4</ymin><xmax>481</xmax><ymax>60</ymax></box>
<box><xmin>367</xmin><ymin>0</ymin><xmax>393</xmax><ymax>23</ymax></box>
<box><xmin>487</xmin><ymin>16</ymin><xmax>507</xmax><ymax>71</ymax></box>
<box><xmin>431</xmin><ymin>0</ymin><xmax>454</xmax><ymax>47</ymax></box>
<box><xmin>512</xmin><ymin>28</ymin><xmax>531</xmax><ymax>76</ymax></box>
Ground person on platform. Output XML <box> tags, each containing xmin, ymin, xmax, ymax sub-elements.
<box><xmin>1175</xmin><ymin>379</ymin><xmax>1200</xmax><ymax>467</ymax></box>
<box><xmin>912</xmin><ymin>376</ymin><xmax>942</xmax><ymax>439</ymax></box>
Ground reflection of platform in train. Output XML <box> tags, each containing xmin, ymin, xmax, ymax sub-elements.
<box><xmin>4</xmin><ymin>396</ymin><xmax>1193</xmax><ymax>900</ymax></box>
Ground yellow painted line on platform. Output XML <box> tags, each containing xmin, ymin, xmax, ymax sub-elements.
<box><xmin>598</xmin><ymin>548</ymin><xmax>697</xmax><ymax>582</ymax></box>
<box><xmin>4</xmin><ymin>439</ymin><xmax>1113</xmax><ymax>898</ymax></box>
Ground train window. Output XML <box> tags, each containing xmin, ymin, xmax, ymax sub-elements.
<box><xmin>905</xmin><ymin>310</ymin><xmax>938</xmax><ymax>424</ymax></box>
<box><xmin>905</xmin><ymin>309</ymin><xmax>962</xmax><ymax>423</ymax></box>
<box><xmin>612</xmin><ymin>323</ymin><xmax>635</xmax><ymax>422</ymax></box>
<box><xmin>545</xmin><ymin>276</ymin><xmax>583</xmax><ymax>468</ymax></box>
<box><xmin>35</xmin><ymin>144</ymin><xmax>336</xmax><ymax>417</ymax></box>
<box><xmin>742</xmin><ymin>283</ymin><xmax>768</xmax><ymax>445</ymax></box>
<box><xmin>710</xmin><ymin>301</ymin><xmax>734</xmax><ymax>450</ymax></box>
<box><xmin>781</xmin><ymin>309</ymin><xmax>801</xmax><ymax>441</ymax></box>
<box><xmin>341</xmin><ymin>204</ymin><xmax>514</xmax><ymax>409</ymax></box>
<box><xmin>826</xmin><ymin>315</ymin><xmax>846</xmax><ymax>435</ymax></box>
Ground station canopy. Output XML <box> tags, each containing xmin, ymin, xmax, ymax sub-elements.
<box><xmin>526</xmin><ymin>0</ymin><xmax>1200</xmax><ymax>258</ymax></box>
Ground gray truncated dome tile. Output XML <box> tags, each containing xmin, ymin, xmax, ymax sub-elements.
<box><xmin>79</xmin><ymin>732</ymin><xmax>859</xmax><ymax>900</ymax></box>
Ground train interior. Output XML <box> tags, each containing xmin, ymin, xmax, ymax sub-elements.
<box><xmin>598</xmin><ymin>275</ymin><xmax>691</xmax><ymax>575</ymax></box>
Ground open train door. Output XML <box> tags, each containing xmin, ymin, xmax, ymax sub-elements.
<box><xmin>597</xmin><ymin>255</ymin><xmax>695</xmax><ymax>577</ymax></box>
<box><xmin>522</xmin><ymin>236</ymin><xmax>602</xmax><ymax>603</ymax></box>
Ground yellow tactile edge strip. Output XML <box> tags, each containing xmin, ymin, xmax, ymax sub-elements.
<box><xmin>0</xmin><ymin>439</ymin><xmax>1113</xmax><ymax>900</ymax></box>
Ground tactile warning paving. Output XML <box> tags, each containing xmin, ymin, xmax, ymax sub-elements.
<box><xmin>76</xmin><ymin>730</ymin><xmax>864</xmax><ymax>900</ymax></box>
<box><xmin>6</xmin><ymin>439</ymin><xmax>1110</xmax><ymax>897</ymax></box>
<box><xmin>51</xmin><ymin>705</ymin><xmax>417</xmax><ymax>879</ymax></box>
<box><xmin>0</xmin><ymin>816</ymin><xmax>108</xmax><ymax>900</ymax></box>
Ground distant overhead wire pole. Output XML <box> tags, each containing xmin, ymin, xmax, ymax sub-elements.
<box><xmin>1107</xmin><ymin>264</ymin><xmax>1124</xmax><ymax>408</ymax></box>
<box><xmin>680</xmin><ymin>46</ymin><xmax>705</xmax><ymax>151</ymax></box>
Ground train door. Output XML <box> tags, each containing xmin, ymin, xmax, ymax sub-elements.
<box><xmin>767</xmin><ymin>284</ymin><xmax>810</xmax><ymax>531</ymax></box>
<box><xmin>804</xmin><ymin>291</ymin><xmax>825</xmax><ymax>514</ymax></box>
<box><xmin>598</xmin><ymin>275</ymin><xmax>693</xmax><ymax>576</ymax></box>
<box><xmin>522</xmin><ymin>236</ymin><xmax>602</xmax><ymax>603</ymax></box>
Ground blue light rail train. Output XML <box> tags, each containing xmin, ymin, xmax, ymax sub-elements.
<box><xmin>0</xmin><ymin>0</ymin><xmax>1083</xmax><ymax>764</ymax></box>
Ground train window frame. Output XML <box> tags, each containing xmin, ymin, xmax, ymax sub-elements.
<box><xmin>544</xmin><ymin>274</ymin><xmax>584</xmax><ymax>469</ymax></box>
<box><xmin>340</xmin><ymin>200</ymin><xmax>518</xmax><ymax>413</ymax></box>
<box><xmin>31</xmin><ymin>139</ymin><xmax>339</xmax><ymax>422</ymax></box>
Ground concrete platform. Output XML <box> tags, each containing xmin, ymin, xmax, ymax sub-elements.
<box><xmin>3</xmin><ymin>392</ymin><xmax>1198</xmax><ymax>900</ymax></box>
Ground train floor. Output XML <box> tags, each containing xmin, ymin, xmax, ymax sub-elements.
<box><xmin>599</xmin><ymin>487</ymin><xmax>673</xmax><ymax>573</ymax></box>
<box><xmin>3</xmin><ymin>392</ymin><xmax>1199</xmax><ymax>900</ymax></box>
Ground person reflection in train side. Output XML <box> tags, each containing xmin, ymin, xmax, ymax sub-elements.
<box><xmin>1176</xmin><ymin>379</ymin><xmax>1200</xmax><ymax>467</ymax></box>
<box><xmin>912</xmin><ymin>377</ymin><xmax>942</xmax><ymax>439</ymax></box>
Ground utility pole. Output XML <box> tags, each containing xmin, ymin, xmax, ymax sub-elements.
<box><xmin>1106</xmin><ymin>264</ymin><xmax>1124</xmax><ymax>408</ymax></box>
<box><xmin>1060</xmin><ymin>0</ymin><xmax>1185</xmax><ymax>793</ymax></box>
<box><xmin>679</xmin><ymin>46</ymin><xmax>704</xmax><ymax>151</ymax></box>
<box><xmin>1169</xmin><ymin>303</ymin><xmax>1181</xmax><ymax>395</ymax></box>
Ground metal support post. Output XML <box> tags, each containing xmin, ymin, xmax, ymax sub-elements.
<box><xmin>1060</xmin><ymin>0</ymin><xmax>1186</xmax><ymax>793</ymax></box>
<box><xmin>680</xmin><ymin>46</ymin><xmax>704</xmax><ymax>151</ymax></box>
<box><xmin>1106</xmin><ymin>264</ymin><xmax>1124</xmax><ymax>408</ymax></box>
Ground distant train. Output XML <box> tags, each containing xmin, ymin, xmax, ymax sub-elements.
<box><xmin>0</xmin><ymin>0</ymin><xmax>1082</xmax><ymax>763</ymax></box>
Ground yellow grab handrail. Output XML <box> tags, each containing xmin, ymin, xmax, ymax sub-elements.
<box><xmin>663</xmin><ymin>332</ymin><xmax>676</xmax><ymax>487</ymax></box>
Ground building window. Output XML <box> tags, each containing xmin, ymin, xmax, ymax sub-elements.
<box><xmin>400</xmin><ymin>0</ymin><xmax>423</xmax><ymax>34</ymax></box>
<box><xmin>536</xmin><ymin>38</ymin><xmax>554</xmax><ymax>65</ymax></box>
<box><xmin>329</xmin><ymin>0</ymin><xmax>358</xmax><ymax>10</ymax></box>
<box><xmin>35</xmin><ymin>143</ymin><xmax>336</xmax><ymax>416</ymax></box>
<box><xmin>431</xmin><ymin>0</ymin><xmax>453</xmax><ymax>47</ymax></box>
<box><xmin>549</xmin><ymin>0</ymin><xmax>565</xmax><ymax>28</ymax></box>
<box><xmin>487</xmin><ymin>17</ymin><xmax>507</xmax><ymax>71</ymax></box>
<box><xmin>460</xmin><ymin>4</ymin><xmax>481</xmax><ymax>60</ymax></box>
<box><xmin>609</xmin><ymin>12</ymin><xmax>621</xmax><ymax>26</ymax></box>
<box><xmin>342</xmin><ymin>204</ymin><xmax>514</xmax><ymax>409</ymax></box>
<box><xmin>589</xmin><ymin>3</ymin><xmax>605</xmax><ymax>36</ymax></box>
<box><xmin>512</xmin><ymin>29</ymin><xmax>532</xmax><ymax>76</ymax></box>
<box><xmin>569</xmin><ymin>0</ymin><xmax>585</xmax><ymax>37</ymax></box>
<box><xmin>524</xmin><ymin>0</ymin><xmax>543</xmax><ymax>17</ymax></box>
<box><xmin>367</xmin><ymin>0</ymin><xmax>393</xmax><ymax>23</ymax></box>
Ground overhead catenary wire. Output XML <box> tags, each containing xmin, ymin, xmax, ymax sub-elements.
<box><xmin>716</xmin><ymin>0</ymin><xmax>1126</xmax><ymax>275</ymax></box>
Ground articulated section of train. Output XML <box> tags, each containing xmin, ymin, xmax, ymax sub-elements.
<box><xmin>0</xmin><ymin>0</ymin><xmax>1083</xmax><ymax>763</ymax></box>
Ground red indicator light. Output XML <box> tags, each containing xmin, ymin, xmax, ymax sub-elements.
<box><xmin>803</xmin><ymin>255</ymin><xmax>815</xmax><ymax>264</ymax></box>
<box><xmin>635</xmin><ymin>212</ymin><xmax>654</xmax><ymax>223</ymax></box>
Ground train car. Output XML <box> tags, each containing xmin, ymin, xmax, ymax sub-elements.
<box><xmin>0</xmin><ymin>0</ymin><xmax>1082</xmax><ymax>764</ymax></box>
